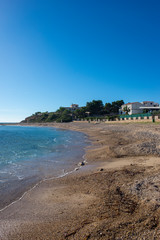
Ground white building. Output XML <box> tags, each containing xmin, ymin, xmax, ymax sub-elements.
<box><xmin>64</xmin><ymin>104</ymin><xmax>80</xmax><ymax>111</ymax></box>
<box><xmin>70</xmin><ymin>104</ymin><xmax>79</xmax><ymax>110</ymax></box>
<box><xmin>119</xmin><ymin>101</ymin><xmax>160</xmax><ymax>115</ymax></box>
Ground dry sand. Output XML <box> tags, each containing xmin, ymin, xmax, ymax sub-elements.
<box><xmin>1</xmin><ymin>122</ymin><xmax>160</xmax><ymax>239</ymax></box>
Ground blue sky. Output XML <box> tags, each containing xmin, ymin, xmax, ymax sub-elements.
<box><xmin>0</xmin><ymin>0</ymin><xmax>160</xmax><ymax>122</ymax></box>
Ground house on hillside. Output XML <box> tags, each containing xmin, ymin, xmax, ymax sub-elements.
<box><xmin>119</xmin><ymin>101</ymin><xmax>160</xmax><ymax>115</ymax></box>
<box><xmin>64</xmin><ymin>104</ymin><xmax>80</xmax><ymax>111</ymax></box>
<box><xmin>70</xmin><ymin>104</ymin><xmax>79</xmax><ymax>110</ymax></box>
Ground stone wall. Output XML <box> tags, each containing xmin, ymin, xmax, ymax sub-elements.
<box><xmin>74</xmin><ymin>116</ymin><xmax>160</xmax><ymax>123</ymax></box>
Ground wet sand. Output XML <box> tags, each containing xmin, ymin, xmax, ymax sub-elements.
<box><xmin>1</xmin><ymin>122</ymin><xmax>160</xmax><ymax>239</ymax></box>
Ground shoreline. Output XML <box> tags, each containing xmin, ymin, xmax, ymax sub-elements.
<box><xmin>1</xmin><ymin>122</ymin><xmax>160</xmax><ymax>239</ymax></box>
<box><xmin>0</xmin><ymin>161</ymin><xmax>86</xmax><ymax>214</ymax></box>
<box><xmin>0</xmin><ymin>125</ymin><xmax>89</xmax><ymax>212</ymax></box>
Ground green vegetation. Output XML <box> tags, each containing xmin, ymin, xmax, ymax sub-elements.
<box><xmin>107</xmin><ymin>100</ymin><xmax>124</xmax><ymax>114</ymax></box>
<box><xmin>56</xmin><ymin>109</ymin><xmax>72</xmax><ymax>123</ymax></box>
<box><xmin>21</xmin><ymin>99</ymin><xmax>125</xmax><ymax>123</ymax></box>
<box><xmin>74</xmin><ymin>107</ymin><xmax>87</xmax><ymax>119</ymax></box>
<box><xmin>123</xmin><ymin>106</ymin><xmax>130</xmax><ymax>114</ymax></box>
<box><xmin>86</xmin><ymin>100</ymin><xmax>104</xmax><ymax>115</ymax></box>
<box><xmin>152</xmin><ymin>110</ymin><xmax>160</xmax><ymax>116</ymax></box>
<box><xmin>119</xmin><ymin>113</ymin><xmax>152</xmax><ymax>119</ymax></box>
<box><xmin>22</xmin><ymin>108</ymin><xmax>72</xmax><ymax>123</ymax></box>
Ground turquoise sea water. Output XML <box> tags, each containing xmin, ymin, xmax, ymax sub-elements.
<box><xmin>0</xmin><ymin>125</ymin><xmax>87</xmax><ymax>209</ymax></box>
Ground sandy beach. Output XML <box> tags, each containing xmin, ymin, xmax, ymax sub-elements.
<box><xmin>1</xmin><ymin>122</ymin><xmax>160</xmax><ymax>239</ymax></box>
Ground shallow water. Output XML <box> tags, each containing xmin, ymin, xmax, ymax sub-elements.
<box><xmin>0</xmin><ymin>125</ymin><xmax>88</xmax><ymax>209</ymax></box>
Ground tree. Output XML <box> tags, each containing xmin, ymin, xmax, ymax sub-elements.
<box><xmin>86</xmin><ymin>100</ymin><xmax>104</xmax><ymax>116</ymax></box>
<box><xmin>56</xmin><ymin>107</ymin><xmax>67</xmax><ymax>114</ymax></box>
<box><xmin>46</xmin><ymin>112</ymin><xmax>58</xmax><ymax>122</ymax></box>
<box><xmin>123</xmin><ymin>106</ymin><xmax>130</xmax><ymax>115</ymax></box>
<box><xmin>104</xmin><ymin>103</ymin><xmax>112</xmax><ymax>114</ymax></box>
<box><xmin>143</xmin><ymin>109</ymin><xmax>149</xmax><ymax>113</ymax></box>
<box><xmin>74</xmin><ymin>107</ymin><xmax>87</xmax><ymax>118</ymax></box>
<box><xmin>111</xmin><ymin>100</ymin><xmax>124</xmax><ymax>114</ymax></box>
<box><xmin>152</xmin><ymin>110</ymin><xmax>160</xmax><ymax>116</ymax></box>
<box><xmin>56</xmin><ymin>109</ymin><xmax>72</xmax><ymax>122</ymax></box>
<box><xmin>35</xmin><ymin>112</ymin><xmax>41</xmax><ymax>115</ymax></box>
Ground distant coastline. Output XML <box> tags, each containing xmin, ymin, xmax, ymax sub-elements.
<box><xmin>0</xmin><ymin>122</ymin><xmax>19</xmax><ymax>124</ymax></box>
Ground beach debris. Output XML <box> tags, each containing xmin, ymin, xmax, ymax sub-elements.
<box><xmin>78</xmin><ymin>161</ymin><xmax>85</xmax><ymax>166</ymax></box>
<box><xmin>100</xmin><ymin>168</ymin><xmax>104</xmax><ymax>171</ymax></box>
<box><xmin>81</xmin><ymin>161</ymin><xmax>85</xmax><ymax>166</ymax></box>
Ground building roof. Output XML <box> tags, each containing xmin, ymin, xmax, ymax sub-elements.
<box><xmin>139</xmin><ymin>107</ymin><xmax>160</xmax><ymax>109</ymax></box>
<box><xmin>122</xmin><ymin>102</ymin><xmax>140</xmax><ymax>106</ymax></box>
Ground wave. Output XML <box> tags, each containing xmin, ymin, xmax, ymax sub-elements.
<box><xmin>0</xmin><ymin>160</ymin><xmax>86</xmax><ymax>213</ymax></box>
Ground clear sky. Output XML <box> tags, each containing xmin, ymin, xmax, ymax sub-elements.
<box><xmin>0</xmin><ymin>0</ymin><xmax>160</xmax><ymax>122</ymax></box>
